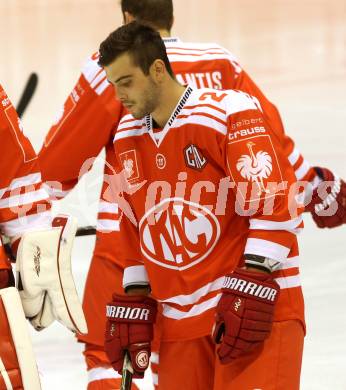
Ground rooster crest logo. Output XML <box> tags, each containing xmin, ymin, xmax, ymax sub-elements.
<box><xmin>123</xmin><ymin>156</ymin><xmax>134</xmax><ymax>178</ymax></box>
<box><xmin>236</xmin><ymin>141</ymin><xmax>273</xmax><ymax>195</ymax></box>
<box><xmin>34</xmin><ymin>246</ymin><xmax>41</xmax><ymax>276</ymax></box>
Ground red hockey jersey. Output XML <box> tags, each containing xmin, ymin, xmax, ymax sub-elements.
<box><xmin>112</xmin><ymin>87</ymin><xmax>303</xmax><ymax>341</ymax></box>
<box><xmin>38</xmin><ymin>38</ymin><xmax>308</xmax><ymax>336</ymax></box>
<box><xmin>0</xmin><ymin>84</ymin><xmax>51</xmax><ymax>269</ymax></box>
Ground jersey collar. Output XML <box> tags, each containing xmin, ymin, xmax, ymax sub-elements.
<box><xmin>145</xmin><ymin>85</ymin><xmax>193</xmax><ymax>147</ymax></box>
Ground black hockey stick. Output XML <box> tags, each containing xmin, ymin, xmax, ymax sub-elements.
<box><xmin>121</xmin><ymin>352</ymin><xmax>134</xmax><ymax>390</ymax></box>
<box><xmin>16</xmin><ymin>73</ymin><xmax>39</xmax><ymax>118</ymax></box>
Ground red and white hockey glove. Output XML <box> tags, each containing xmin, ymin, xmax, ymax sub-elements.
<box><xmin>213</xmin><ymin>268</ymin><xmax>280</xmax><ymax>364</ymax></box>
<box><xmin>105</xmin><ymin>294</ymin><xmax>157</xmax><ymax>378</ymax></box>
<box><xmin>305</xmin><ymin>167</ymin><xmax>346</xmax><ymax>228</ymax></box>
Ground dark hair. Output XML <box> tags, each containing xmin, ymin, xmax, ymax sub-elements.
<box><xmin>98</xmin><ymin>21</ymin><xmax>174</xmax><ymax>77</ymax></box>
<box><xmin>121</xmin><ymin>0</ymin><xmax>173</xmax><ymax>31</ymax></box>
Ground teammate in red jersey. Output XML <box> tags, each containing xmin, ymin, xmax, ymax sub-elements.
<box><xmin>99</xmin><ymin>21</ymin><xmax>304</xmax><ymax>389</ymax></box>
<box><xmin>38</xmin><ymin>1</ymin><xmax>346</xmax><ymax>388</ymax></box>
<box><xmin>0</xmin><ymin>84</ymin><xmax>86</xmax><ymax>389</ymax></box>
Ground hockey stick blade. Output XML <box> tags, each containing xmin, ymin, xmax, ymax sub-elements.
<box><xmin>121</xmin><ymin>352</ymin><xmax>134</xmax><ymax>390</ymax></box>
<box><xmin>16</xmin><ymin>73</ymin><xmax>39</xmax><ymax>118</ymax></box>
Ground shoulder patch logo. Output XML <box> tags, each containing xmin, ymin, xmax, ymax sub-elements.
<box><xmin>184</xmin><ymin>144</ymin><xmax>207</xmax><ymax>171</ymax></box>
<box><xmin>119</xmin><ymin>149</ymin><xmax>140</xmax><ymax>182</ymax></box>
<box><xmin>236</xmin><ymin>141</ymin><xmax>273</xmax><ymax>195</ymax></box>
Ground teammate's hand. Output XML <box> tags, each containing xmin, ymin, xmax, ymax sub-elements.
<box><xmin>105</xmin><ymin>294</ymin><xmax>157</xmax><ymax>378</ymax></box>
<box><xmin>305</xmin><ymin>167</ymin><xmax>346</xmax><ymax>228</ymax></box>
<box><xmin>213</xmin><ymin>268</ymin><xmax>280</xmax><ymax>364</ymax></box>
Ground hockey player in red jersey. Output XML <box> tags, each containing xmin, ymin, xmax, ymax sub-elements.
<box><xmin>0</xmin><ymin>84</ymin><xmax>86</xmax><ymax>390</ymax></box>
<box><xmin>38</xmin><ymin>1</ymin><xmax>346</xmax><ymax>388</ymax></box>
<box><xmin>99</xmin><ymin>21</ymin><xmax>304</xmax><ymax>389</ymax></box>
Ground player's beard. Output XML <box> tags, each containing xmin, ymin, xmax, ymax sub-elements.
<box><xmin>130</xmin><ymin>77</ymin><xmax>160</xmax><ymax>119</ymax></box>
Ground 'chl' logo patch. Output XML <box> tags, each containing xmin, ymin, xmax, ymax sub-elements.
<box><xmin>184</xmin><ymin>144</ymin><xmax>207</xmax><ymax>171</ymax></box>
<box><xmin>139</xmin><ymin>198</ymin><xmax>220</xmax><ymax>270</ymax></box>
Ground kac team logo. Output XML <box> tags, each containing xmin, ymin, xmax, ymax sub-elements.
<box><xmin>139</xmin><ymin>198</ymin><xmax>220</xmax><ymax>270</ymax></box>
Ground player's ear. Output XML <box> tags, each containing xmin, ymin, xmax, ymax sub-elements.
<box><xmin>123</xmin><ymin>11</ymin><xmax>135</xmax><ymax>25</ymax></box>
<box><xmin>149</xmin><ymin>60</ymin><xmax>165</xmax><ymax>83</ymax></box>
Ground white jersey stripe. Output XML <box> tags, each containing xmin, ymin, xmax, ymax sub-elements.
<box><xmin>159</xmin><ymin>276</ymin><xmax>224</xmax><ymax>307</ymax></box>
<box><xmin>95</xmin><ymin>79</ymin><xmax>110</xmax><ymax>95</ymax></box>
<box><xmin>0</xmin><ymin>357</ymin><xmax>13</xmax><ymax>390</ymax></box>
<box><xmin>0</xmin><ymin>189</ymin><xmax>49</xmax><ymax>209</ymax></box>
<box><xmin>88</xmin><ymin>367</ymin><xmax>121</xmax><ymax>382</ymax></box>
<box><xmin>0</xmin><ymin>211</ymin><xmax>52</xmax><ymax>237</ymax></box>
<box><xmin>123</xmin><ymin>265</ymin><xmax>149</xmax><ymax>288</ymax></box>
<box><xmin>90</xmin><ymin>72</ymin><xmax>106</xmax><ymax>89</ymax></box>
<box><xmin>274</xmin><ymin>275</ymin><xmax>301</xmax><ymax>289</ymax></box>
<box><xmin>249</xmin><ymin>216</ymin><xmax>303</xmax><ymax>231</ymax></box>
<box><xmin>96</xmin><ymin>219</ymin><xmax>120</xmax><ymax>232</ymax></box>
<box><xmin>168</xmin><ymin>54</ymin><xmax>236</xmax><ymax>63</ymax></box>
<box><xmin>279</xmin><ymin>256</ymin><xmax>299</xmax><ymax>270</ymax></box>
<box><xmin>172</xmin><ymin>115</ymin><xmax>227</xmax><ymax>135</ymax></box>
<box><xmin>113</xmin><ymin>127</ymin><xmax>147</xmax><ymax>142</ymax></box>
<box><xmin>295</xmin><ymin>160</ymin><xmax>311</xmax><ymax>180</ymax></box>
<box><xmin>152</xmin><ymin>373</ymin><xmax>159</xmax><ymax>386</ymax></box>
<box><xmin>98</xmin><ymin>200</ymin><xmax>118</xmax><ymax>214</ymax></box>
<box><xmin>151</xmin><ymin>352</ymin><xmax>159</xmax><ymax>365</ymax></box>
<box><xmin>245</xmin><ymin>238</ymin><xmax>291</xmax><ymax>262</ymax></box>
<box><xmin>288</xmin><ymin>148</ymin><xmax>301</xmax><ymax>166</ymax></box>
<box><xmin>0</xmin><ymin>173</ymin><xmax>42</xmax><ymax>198</ymax></box>
<box><xmin>182</xmin><ymin>105</ymin><xmax>226</xmax><ymax>123</ymax></box>
<box><xmin>162</xmin><ymin>293</ymin><xmax>221</xmax><ymax>320</ymax></box>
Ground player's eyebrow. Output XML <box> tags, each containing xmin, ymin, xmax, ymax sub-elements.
<box><xmin>113</xmin><ymin>75</ymin><xmax>132</xmax><ymax>84</ymax></box>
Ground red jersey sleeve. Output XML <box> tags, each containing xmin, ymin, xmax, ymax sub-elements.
<box><xmin>38</xmin><ymin>53</ymin><xmax>125</xmax><ymax>199</ymax></box>
<box><xmin>224</xmin><ymin>90</ymin><xmax>303</xmax><ymax>262</ymax></box>
<box><xmin>0</xmin><ymin>84</ymin><xmax>51</xmax><ymax>239</ymax></box>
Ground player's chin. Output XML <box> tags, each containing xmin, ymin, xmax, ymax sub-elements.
<box><xmin>131</xmin><ymin>108</ymin><xmax>146</xmax><ymax>120</ymax></box>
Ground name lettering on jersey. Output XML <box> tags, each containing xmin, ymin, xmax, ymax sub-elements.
<box><xmin>176</xmin><ymin>71</ymin><xmax>223</xmax><ymax>89</ymax></box>
<box><xmin>223</xmin><ymin>276</ymin><xmax>278</xmax><ymax>302</ymax></box>
<box><xmin>139</xmin><ymin>198</ymin><xmax>220</xmax><ymax>270</ymax></box>
<box><xmin>106</xmin><ymin>305</ymin><xmax>150</xmax><ymax>321</ymax></box>
<box><xmin>119</xmin><ymin>149</ymin><xmax>140</xmax><ymax>183</ymax></box>
<box><xmin>184</xmin><ymin>144</ymin><xmax>207</xmax><ymax>171</ymax></box>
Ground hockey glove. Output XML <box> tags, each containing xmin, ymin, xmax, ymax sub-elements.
<box><xmin>105</xmin><ymin>294</ymin><xmax>157</xmax><ymax>378</ymax></box>
<box><xmin>305</xmin><ymin>167</ymin><xmax>346</xmax><ymax>228</ymax></box>
<box><xmin>213</xmin><ymin>268</ymin><xmax>280</xmax><ymax>364</ymax></box>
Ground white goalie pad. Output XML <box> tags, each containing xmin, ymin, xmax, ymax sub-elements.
<box><xmin>0</xmin><ymin>287</ymin><xmax>41</xmax><ymax>390</ymax></box>
<box><xmin>16</xmin><ymin>215</ymin><xmax>87</xmax><ymax>334</ymax></box>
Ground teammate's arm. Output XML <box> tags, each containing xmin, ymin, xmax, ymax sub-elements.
<box><xmin>38</xmin><ymin>54</ymin><xmax>124</xmax><ymax>200</ymax></box>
